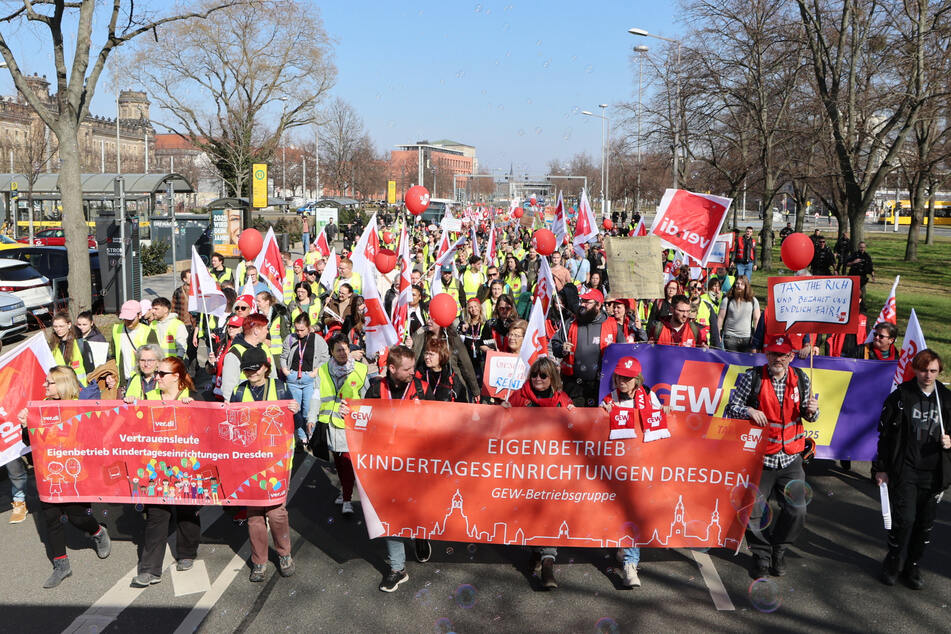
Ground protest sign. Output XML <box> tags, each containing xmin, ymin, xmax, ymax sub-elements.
<box><xmin>346</xmin><ymin>400</ymin><xmax>765</xmax><ymax>549</ymax></box>
<box><xmin>26</xmin><ymin>400</ymin><xmax>295</xmax><ymax>506</ymax></box>
<box><xmin>707</xmin><ymin>233</ymin><xmax>734</xmax><ymax>266</ymax></box>
<box><xmin>649</xmin><ymin>189</ymin><xmax>732</xmax><ymax>265</ymax></box>
<box><xmin>603</xmin><ymin>236</ymin><xmax>664</xmax><ymax>300</ymax></box>
<box><xmin>766</xmin><ymin>275</ymin><xmax>860</xmax><ymax>335</ymax></box>
<box><xmin>441</xmin><ymin>216</ymin><xmax>463</xmax><ymax>232</ymax></box>
<box><xmin>0</xmin><ymin>333</ymin><xmax>55</xmax><ymax>467</ymax></box>
<box><xmin>600</xmin><ymin>343</ymin><xmax>895</xmax><ymax>461</ymax></box>
<box><xmin>482</xmin><ymin>351</ymin><xmax>525</xmax><ymax>399</ymax></box>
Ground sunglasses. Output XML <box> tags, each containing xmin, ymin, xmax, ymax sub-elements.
<box><xmin>873</xmin><ymin>333</ymin><xmax>892</xmax><ymax>339</ymax></box>
<box><xmin>155</xmin><ymin>370</ymin><xmax>176</xmax><ymax>378</ymax></box>
<box><xmin>530</xmin><ymin>371</ymin><xmax>549</xmax><ymax>379</ymax></box>
<box><xmin>234</xmin><ymin>305</ymin><xmax>250</xmax><ymax>312</ymax></box>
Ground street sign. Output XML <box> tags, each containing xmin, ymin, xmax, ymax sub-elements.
<box><xmin>387</xmin><ymin>180</ymin><xmax>396</xmax><ymax>205</ymax></box>
<box><xmin>251</xmin><ymin>163</ymin><xmax>268</xmax><ymax>208</ymax></box>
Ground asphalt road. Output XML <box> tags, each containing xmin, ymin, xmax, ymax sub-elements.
<box><xmin>1</xmin><ymin>451</ymin><xmax>949</xmax><ymax>633</ymax></box>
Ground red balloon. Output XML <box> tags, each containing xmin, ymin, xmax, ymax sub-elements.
<box><xmin>602</xmin><ymin>218</ymin><xmax>614</xmax><ymax>230</ymax></box>
<box><xmin>238</xmin><ymin>228</ymin><xmax>263</xmax><ymax>260</ymax></box>
<box><xmin>513</xmin><ymin>207</ymin><xmax>524</xmax><ymax>219</ymax></box>
<box><xmin>780</xmin><ymin>232</ymin><xmax>815</xmax><ymax>271</ymax></box>
<box><xmin>374</xmin><ymin>248</ymin><xmax>397</xmax><ymax>274</ymax></box>
<box><xmin>382</xmin><ymin>231</ymin><xmax>394</xmax><ymax>245</ymax></box>
<box><xmin>532</xmin><ymin>228</ymin><xmax>556</xmax><ymax>256</ymax></box>
<box><xmin>405</xmin><ymin>185</ymin><xmax>431</xmax><ymax>216</ymax></box>
<box><xmin>429</xmin><ymin>293</ymin><xmax>458</xmax><ymax>328</ymax></box>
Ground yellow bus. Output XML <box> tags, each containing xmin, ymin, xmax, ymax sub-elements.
<box><xmin>879</xmin><ymin>199</ymin><xmax>951</xmax><ymax>226</ymax></box>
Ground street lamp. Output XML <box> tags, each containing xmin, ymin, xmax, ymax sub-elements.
<box><xmin>279</xmin><ymin>96</ymin><xmax>288</xmax><ymax>197</ymax></box>
<box><xmin>581</xmin><ymin>107</ymin><xmax>610</xmax><ymax>218</ymax></box>
<box><xmin>634</xmin><ymin>45</ymin><xmax>648</xmax><ymax>214</ymax></box>
<box><xmin>629</xmin><ymin>27</ymin><xmax>682</xmax><ymax>189</ymax></box>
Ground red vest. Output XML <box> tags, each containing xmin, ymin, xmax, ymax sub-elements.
<box><xmin>758</xmin><ymin>366</ymin><xmax>805</xmax><ymax>455</ymax></box>
<box><xmin>653</xmin><ymin>319</ymin><xmax>701</xmax><ymax>347</ymax></box>
<box><xmin>560</xmin><ymin>317</ymin><xmax>618</xmax><ymax>377</ymax></box>
<box><xmin>379</xmin><ymin>376</ymin><xmax>428</xmax><ymax>400</ymax></box>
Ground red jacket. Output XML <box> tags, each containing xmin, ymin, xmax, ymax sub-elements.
<box><xmin>509</xmin><ymin>383</ymin><xmax>573</xmax><ymax>408</ymax></box>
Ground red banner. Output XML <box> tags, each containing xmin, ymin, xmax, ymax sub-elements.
<box><xmin>0</xmin><ymin>334</ymin><xmax>55</xmax><ymax>467</ymax></box>
<box><xmin>346</xmin><ymin>401</ymin><xmax>765</xmax><ymax>549</ymax></box>
<box><xmin>26</xmin><ymin>401</ymin><xmax>295</xmax><ymax>506</ymax></box>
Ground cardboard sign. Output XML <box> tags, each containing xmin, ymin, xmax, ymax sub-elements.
<box><xmin>346</xmin><ymin>400</ymin><xmax>765</xmax><ymax>548</ymax></box>
<box><xmin>767</xmin><ymin>275</ymin><xmax>860</xmax><ymax>335</ymax></box>
<box><xmin>604</xmin><ymin>236</ymin><xmax>665</xmax><ymax>300</ymax></box>
<box><xmin>482</xmin><ymin>351</ymin><xmax>525</xmax><ymax>399</ymax></box>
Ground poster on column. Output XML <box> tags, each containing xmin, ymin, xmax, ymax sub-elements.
<box><xmin>0</xmin><ymin>334</ymin><xmax>56</xmax><ymax>468</ymax></box>
<box><xmin>346</xmin><ymin>400</ymin><xmax>765</xmax><ymax>549</ymax></box>
<box><xmin>599</xmin><ymin>343</ymin><xmax>895</xmax><ymax>461</ymax></box>
<box><xmin>26</xmin><ymin>400</ymin><xmax>295</xmax><ymax>506</ymax></box>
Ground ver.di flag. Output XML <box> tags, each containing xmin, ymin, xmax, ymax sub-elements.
<box><xmin>188</xmin><ymin>247</ymin><xmax>227</xmax><ymax>317</ymax></box>
<box><xmin>865</xmin><ymin>275</ymin><xmax>900</xmax><ymax>344</ymax></box>
<box><xmin>390</xmin><ymin>225</ymin><xmax>413</xmax><ymax>340</ymax></box>
<box><xmin>252</xmin><ymin>227</ymin><xmax>287</xmax><ymax>300</ymax></box>
<box><xmin>650</xmin><ymin>189</ymin><xmax>733</xmax><ymax>266</ymax></box>
<box><xmin>893</xmin><ymin>308</ymin><xmax>926</xmax><ymax>390</ymax></box>
<box><xmin>552</xmin><ymin>190</ymin><xmax>570</xmax><ymax>247</ymax></box>
<box><xmin>349</xmin><ymin>214</ymin><xmax>397</xmax><ymax>355</ymax></box>
<box><xmin>312</xmin><ymin>227</ymin><xmax>331</xmax><ymax>257</ymax></box>
<box><xmin>572</xmin><ymin>188</ymin><xmax>598</xmax><ymax>256</ymax></box>
<box><xmin>319</xmin><ymin>247</ymin><xmax>338</xmax><ymax>292</ymax></box>
<box><xmin>0</xmin><ymin>333</ymin><xmax>56</xmax><ymax>467</ymax></box>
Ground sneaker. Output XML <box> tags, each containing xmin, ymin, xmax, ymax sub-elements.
<box><xmin>881</xmin><ymin>552</ymin><xmax>900</xmax><ymax>586</ymax></box>
<box><xmin>43</xmin><ymin>558</ymin><xmax>72</xmax><ymax>589</ymax></box>
<box><xmin>540</xmin><ymin>558</ymin><xmax>558</xmax><ymax>589</ymax></box>
<box><xmin>92</xmin><ymin>526</ymin><xmax>111</xmax><ymax>559</ymax></box>
<box><xmin>379</xmin><ymin>569</ymin><xmax>408</xmax><ymax>592</ymax></box>
<box><xmin>770</xmin><ymin>549</ymin><xmax>786</xmax><ymax>577</ymax></box>
<box><xmin>334</xmin><ymin>493</ymin><xmax>344</xmax><ymax>505</ymax></box>
<box><xmin>903</xmin><ymin>563</ymin><xmax>924</xmax><ymax>590</ymax></box>
<box><xmin>414</xmin><ymin>539</ymin><xmax>431</xmax><ymax>563</ymax></box>
<box><xmin>341</xmin><ymin>501</ymin><xmax>354</xmax><ymax>516</ymax></box>
<box><xmin>176</xmin><ymin>559</ymin><xmax>194</xmax><ymax>572</ymax></box>
<box><xmin>279</xmin><ymin>555</ymin><xmax>295</xmax><ymax>578</ymax></box>
<box><xmin>249</xmin><ymin>563</ymin><xmax>266</xmax><ymax>583</ymax></box>
<box><xmin>9</xmin><ymin>500</ymin><xmax>27</xmax><ymax>524</ymax></box>
<box><xmin>131</xmin><ymin>572</ymin><xmax>162</xmax><ymax>587</ymax></box>
<box><xmin>620</xmin><ymin>562</ymin><xmax>641</xmax><ymax>588</ymax></box>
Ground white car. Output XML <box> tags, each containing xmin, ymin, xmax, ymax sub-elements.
<box><xmin>0</xmin><ymin>291</ymin><xmax>27</xmax><ymax>340</ymax></box>
<box><xmin>0</xmin><ymin>259</ymin><xmax>53</xmax><ymax>316</ymax></box>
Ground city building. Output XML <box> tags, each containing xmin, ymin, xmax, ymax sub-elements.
<box><xmin>389</xmin><ymin>140</ymin><xmax>475</xmax><ymax>201</ymax></box>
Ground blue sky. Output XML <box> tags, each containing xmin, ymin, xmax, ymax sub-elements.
<box><xmin>0</xmin><ymin>0</ymin><xmax>680</xmax><ymax>176</ymax></box>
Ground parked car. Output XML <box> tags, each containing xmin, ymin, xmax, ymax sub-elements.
<box><xmin>0</xmin><ymin>246</ymin><xmax>102</xmax><ymax>313</ymax></box>
<box><xmin>0</xmin><ymin>259</ymin><xmax>53</xmax><ymax>316</ymax></box>
<box><xmin>17</xmin><ymin>228</ymin><xmax>98</xmax><ymax>248</ymax></box>
<box><xmin>0</xmin><ymin>291</ymin><xmax>27</xmax><ymax>340</ymax></box>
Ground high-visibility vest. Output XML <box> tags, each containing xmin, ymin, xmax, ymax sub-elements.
<box><xmin>125</xmin><ymin>373</ymin><xmax>156</xmax><ymax>399</ymax></box>
<box><xmin>316</xmin><ymin>362</ymin><xmax>368</xmax><ymax>428</ymax></box>
<box><xmin>304</xmin><ymin>251</ymin><xmax>320</xmax><ymax>267</ymax></box>
<box><xmin>504</xmin><ymin>273</ymin><xmax>523</xmax><ymax>298</ymax></box>
<box><xmin>440</xmin><ymin>279</ymin><xmax>462</xmax><ymax>316</ymax></box>
<box><xmin>291</xmin><ymin>300</ymin><xmax>322</xmax><ymax>326</ymax></box>
<box><xmin>112</xmin><ymin>324</ymin><xmax>153</xmax><ymax>379</ymax></box>
<box><xmin>52</xmin><ymin>340</ymin><xmax>87</xmax><ymax>386</ymax></box>
<box><xmin>283</xmin><ymin>272</ymin><xmax>297</xmax><ymax>305</ymax></box>
<box><xmin>228</xmin><ymin>341</ymin><xmax>269</xmax><ymax>365</ymax></box>
<box><xmin>152</xmin><ymin>318</ymin><xmax>184</xmax><ymax>357</ymax></box>
<box><xmin>144</xmin><ymin>387</ymin><xmax>191</xmax><ymax>401</ymax></box>
<box><xmin>267</xmin><ymin>311</ymin><xmax>285</xmax><ymax>357</ymax></box>
<box><xmin>233</xmin><ymin>378</ymin><xmax>278</xmax><ymax>402</ymax></box>
<box><xmin>462</xmin><ymin>269</ymin><xmax>485</xmax><ymax>301</ymax></box>
<box><xmin>334</xmin><ymin>271</ymin><xmax>362</xmax><ymax>296</ymax></box>
<box><xmin>234</xmin><ymin>261</ymin><xmax>249</xmax><ymax>288</ymax></box>
<box><xmin>211</xmin><ymin>267</ymin><xmax>233</xmax><ymax>285</ymax></box>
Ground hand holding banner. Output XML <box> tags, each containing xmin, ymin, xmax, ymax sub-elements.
<box><xmin>767</xmin><ymin>275</ymin><xmax>860</xmax><ymax>335</ymax></box>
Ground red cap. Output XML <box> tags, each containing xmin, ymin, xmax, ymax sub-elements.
<box><xmin>294</xmin><ymin>258</ymin><xmax>304</xmax><ymax>268</ymax></box>
<box><xmin>763</xmin><ymin>334</ymin><xmax>794</xmax><ymax>354</ymax></box>
<box><xmin>579</xmin><ymin>289</ymin><xmax>604</xmax><ymax>304</ymax></box>
<box><xmin>236</xmin><ymin>294</ymin><xmax>255</xmax><ymax>308</ymax></box>
<box><xmin>614</xmin><ymin>356</ymin><xmax>642</xmax><ymax>378</ymax></box>
<box><xmin>227</xmin><ymin>315</ymin><xmax>244</xmax><ymax>328</ymax></box>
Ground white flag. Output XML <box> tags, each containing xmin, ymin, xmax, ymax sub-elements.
<box><xmin>351</xmin><ymin>213</ymin><xmax>379</xmax><ymax>273</ymax></box>
<box><xmin>390</xmin><ymin>225</ymin><xmax>413</xmax><ymax>340</ymax></box>
<box><xmin>434</xmin><ymin>236</ymin><xmax>467</xmax><ymax>268</ymax></box>
<box><xmin>188</xmin><ymin>247</ymin><xmax>228</xmax><ymax>317</ymax></box>
<box><xmin>552</xmin><ymin>190</ymin><xmax>569</xmax><ymax>248</ymax></box>
<box><xmin>892</xmin><ymin>308</ymin><xmax>926</xmax><ymax>391</ymax></box>
<box><xmin>572</xmin><ymin>188</ymin><xmax>598</xmax><ymax>256</ymax></box>
<box><xmin>252</xmin><ymin>227</ymin><xmax>286</xmax><ymax>300</ymax></box>
<box><xmin>533</xmin><ymin>255</ymin><xmax>557</xmax><ymax>314</ymax></box>
<box><xmin>319</xmin><ymin>247</ymin><xmax>338</xmax><ymax>293</ymax></box>
<box><xmin>865</xmin><ymin>275</ymin><xmax>900</xmax><ymax>344</ymax></box>
<box><xmin>514</xmin><ymin>297</ymin><xmax>549</xmax><ymax>381</ymax></box>
<box><xmin>484</xmin><ymin>222</ymin><xmax>496</xmax><ymax>264</ymax></box>
<box><xmin>470</xmin><ymin>222</ymin><xmax>481</xmax><ymax>258</ymax></box>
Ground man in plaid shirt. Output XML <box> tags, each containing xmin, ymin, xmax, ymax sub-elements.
<box><xmin>725</xmin><ymin>334</ymin><xmax>819</xmax><ymax>579</ymax></box>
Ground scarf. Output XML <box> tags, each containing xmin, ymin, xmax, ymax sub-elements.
<box><xmin>516</xmin><ymin>382</ymin><xmax>565</xmax><ymax>408</ymax></box>
<box><xmin>329</xmin><ymin>356</ymin><xmax>355</xmax><ymax>385</ymax></box>
<box><xmin>607</xmin><ymin>386</ymin><xmax>670</xmax><ymax>442</ymax></box>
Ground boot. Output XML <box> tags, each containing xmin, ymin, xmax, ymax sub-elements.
<box><xmin>540</xmin><ymin>558</ymin><xmax>558</xmax><ymax>589</ymax></box>
<box><xmin>770</xmin><ymin>548</ymin><xmax>787</xmax><ymax>577</ymax></box>
<box><xmin>903</xmin><ymin>562</ymin><xmax>924</xmax><ymax>590</ymax></box>
<box><xmin>43</xmin><ymin>558</ymin><xmax>72</xmax><ymax>589</ymax></box>
<box><xmin>92</xmin><ymin>525</ymin><xmax>111</xmax><ymax>559</ymax></box>
<box><xmin>880</xmin><ymin>551</ymin><xmax>900</xmax><ymax>586</ymax></box>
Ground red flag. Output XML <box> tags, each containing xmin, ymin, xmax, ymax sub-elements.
<box><xmin>572</xmin><ymin>188</ymin><xmax>598</xmax><ymax>256</ymax></box>
<box><xmin>390</xmin><ymin>225</ymin><xmax>413</xmax><ymax>340</ymax></box>
<box><xmin>865</xmin><ymin>275</ymin><xmax>900</xmax><ymax>344</ymax></box>
<box><xmin>650</xmin><ymin>189</ymin><xmax>732</xmax><ymax>265</ymax></box>
<box><xmin>552</xmin><ymin>190</ymin><xmax>569</xmax><ymax>248</ymax></box>
<box><xmin>313</xmin><ymin>227</ymin><xmax>331</xmax><ymax>257</ymax></box>
<box><xmin>252</xmin><ymin>227</ymin><xmax>286</xmax><ymax>299</ymax></box>
<box><xmin>893</xmin><ymin>308</ymin><xmax>925</xmax><ymax>390</ymax></box>
<box><xmin>633</xmin><ymin>217</ymin><xmax>648</xmax><ymax>237</ymax></box>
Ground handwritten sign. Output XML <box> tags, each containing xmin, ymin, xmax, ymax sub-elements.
<box><xmin>707</xmin><ymin>233</ymin><xmax>734</xmax><ymax>266</ymax></box>
<box><xmin>482</xmin><ymin>351</ymin><xmax>525</xmax><ymax>399</ymax></box>
<box><xmin>766</xmin><ymin>275</ymin><xmax>860</xmax><ymax>335</ymax></box>
<box><xmin>604</xmin><ymin>236</ymin><xmax>664</xmax><ymax>300</ymax></box>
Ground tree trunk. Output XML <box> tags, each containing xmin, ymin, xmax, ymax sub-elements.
<box><xmin>904</xmin><ymin>177</ymin><xmax>927</xmax><ymax>262</ymax></box>
<box><xmin>55</xmin><ymin>122</ymin><xmax>93</xmax><ymax>315</ymax></box>
<box><xmin>925</xmin><ymin>186</ymin><xmax>936</xmax><ymax>245</ymax></box>
<box><xmin>759</xmin><ymin>191</ymin><xmax>774</xmax><ymax>271</ymax></box>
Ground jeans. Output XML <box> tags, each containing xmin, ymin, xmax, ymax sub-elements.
<box><xmin>746</xmin><ymin>456</ymin><xmax>807</xmax><ymax>562</ymax></box>
<box><xmin>286</xmin><ymin>373</ymin><xmax>315</xmax><ymax>439</ymax></box>
<box><xmin>384</xmin><ymin>537</ymin><xmax>405</xmax><ymax>571</ymax></box>
<box><xmin>6</xmin><ymin>456</ymin><xmax>27</xmax><ymax>502</ymax></box>
<box><xmin>735</xmin><ymin>261</ymin><xmax>754</xmax><ymax>281</ymax></box>
<box><xmin>302</xmin><ymin>232</ymin><xmax>310</xmax><ymax>251</ymax></box>
<box><xmin>620</xmin><ymin>547</ymin><xmax>640</xmax><ymax>565</ymax></box>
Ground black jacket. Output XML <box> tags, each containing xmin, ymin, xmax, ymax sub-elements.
<box><xmin>872</xmin><ymin>379</ymin><xmax>951</xmax><ymax>491</ymax></box>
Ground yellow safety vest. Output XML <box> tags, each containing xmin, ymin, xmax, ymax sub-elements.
<box><xmin>234</xmin><ymin>261</ymin><xmax>249</xmax><ymax>288</ymax></box>
<box><xmin>267</xmin><ymin>311</ymin><xmax>285</xmax><ymax>357</ymax></box>
<box><xmin>124</xmin><ymin>373</ymin><xmax>156</xmax><ymax>399</ymax></box>
<box><xmin>316</xmin><ymin>362</ymin><xmax>368</xmax><ymax>428</ymax></box>
<box><xmin>233</xmin><ymin>379</ymin><xmax>278</xmax><ymax>402</ymax></box>
<box><xmin>462</xmin><ymin>269</ymin><xmax>485</xmax><ymax>301</ymax></box>
<box><xmin>334</xmin><ymin>271</ymin><xmax>362</xmax><ymax>296</ymax></box>
<box><xmin>291</xmin><ymin>300</ymin><xmax>322</xmax><ymax>326</ymax></box>
<box><xmin>283</xmin><ymin>272</ymin><xmax>297</xmax><ymax>305</ymax></box>
<box><xmin>211</xmin><ymin>267</ymin><xmax>233</xmax><ymax>285</ymax></box>
<box><xmin>152</xmin><ymin>318</ymin><xmax>184</xmax><ymax>358</ymax></box>
<box><xmin>304</xmin><ymin>251</ymin><xmax>320</xmax><ymax>267</ymax></box>
<box><xmin>144</xmin><ymin>387</ymin><xmax>191</xmax><ymax>401</ymax></box>
<box><xmin>112</xmin><ymin>324</ymin><xmax>153</xmax><ymax>380</ymax></box>
<box><xmin>504</xmin><ymin>273</ymin><xmax>523</xmax><ymax>297</ymax></box>
<box><xmin>52</xmin><ymin>340</ymin><xmax>87</xmax><ymax>386</ymax></box>
<box><xmin>440</xmin><ymin>279</ymin><xmax>462</xmax><ymax>316</ymax></box>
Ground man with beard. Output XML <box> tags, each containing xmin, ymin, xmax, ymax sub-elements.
<box><xmin>648</xmin><ymin>295</ymin><xmax>708</xmax><ymax>348</ymax></box>
<box><xmin>725</xmin><ymin>334</ymin><xmax>819</xmax><ymax>579</ymax></box>
<box><xmin>551</xmin><ymin>289</ymin><xmax>621</xmax><ymax>407</ymax></box>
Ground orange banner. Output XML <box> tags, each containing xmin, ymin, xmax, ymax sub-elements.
<box><xmin>346</xmin><ymin>401</ymin><xmax>765</xmax><ymax>549</ymax></box>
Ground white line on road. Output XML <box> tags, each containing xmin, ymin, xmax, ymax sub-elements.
<box><xmin>61</xmin><ymin>455</ymin><xmax>315</xmax><ymax>634</ymax></box>
<box><xmin>677</xmin><ymin>548</ymin><xmax>735</xmax><ymax>611</ymax></box>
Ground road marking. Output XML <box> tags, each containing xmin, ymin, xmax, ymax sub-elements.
<box><xmin>61</xmin><ymin>456</ymin><xmax>313</xmax><ymax>634</ymax></box>
<box><xmin>171</xmin><ymin>559</ymin><xmax>211</xmax><ymax>597</ymax></box>
<box><xmin>173</xmin><ymin>454</ymin><xmax>316</xmax><ymax>634</ymax></box>
<box><xmin>677</xmin><ymin>548</ymin><xmax>735</xmax><ymax>611</ymax></box>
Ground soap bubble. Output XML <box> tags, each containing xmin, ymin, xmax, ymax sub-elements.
<box><xmin>595</xmin><ymin>617</ymin><xmax>619</xmax><ymax>633</ymax></box>
<box><xmin>748</xmin><ymin>578</ymin><xmax>782</xmax><ymax>612</ymax></box>
<box><xmin>454</xmin><ymin>584</ymin><xmax>477</xmax><ymax>608</ymax></box>
<box><xmin>434</xmin><ymin>617</ymin><xmax>453</xmax><ymax>633</ymax></box>
<box><xmin>783</xmin><ymin>479</ymin><xmax>813</xmax><ymax>508</ymax></box>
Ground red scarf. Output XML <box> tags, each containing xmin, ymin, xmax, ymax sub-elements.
<box><xmin>606</xmin><ymin>387</ymin><xmax>670</xmax><ymax>442</ymax></box>
<box><xmin>868</xmin><ymin>345</ymin><xmax>898</xmax><ymax>361</ymax></box>
<box><xmin>511</xmin><ymin>382</ymin><xmax>571</xmax><ymax>408</ymax></box>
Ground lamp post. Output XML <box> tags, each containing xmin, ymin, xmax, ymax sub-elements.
<box><xmin>581</xmin><ymin>107</ymin><xmax>610</xmax><ymax>218</ymax></box>
<box><xmin>279</xmin><ymin>97</ymin><xmax>288</xmax><ymax>197</ymax></box>
<box><xmin>115</xmin><ymin>92</ymin><xmax>121</xmax><ymax>174</ymax></box>
<box><xmin>629</xmin><ymin>27</ymin><xmax>682</xmax><ymax>189</ymax></box>
<box><xmin>634</xmin><ymin>45</ymin><xmax>648</xmax><ymax>215</ymax></box>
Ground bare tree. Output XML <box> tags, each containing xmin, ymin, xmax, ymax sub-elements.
<box><xmin>0</xmin><ymin>0</ymin><xmax>242</xmax><ymax>313</ymax></box>
<box><xmin>319</xmin><ymin>98</ymin><xmax>364</xmax><ymax>197</ymax></box>
<box><xmin>131</xmin><ymin>0</ymin><xmax>335</xmax><ymax>200</ymax></box>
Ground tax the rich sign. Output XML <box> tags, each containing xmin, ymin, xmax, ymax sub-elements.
<box><xmin>346</xmin><ymin>400</ymin><xmax>765</xmax><ymax>549</ymax></box>
<box><xmin>27</xmin><ymin>401</ymin><xmax>295</xmax><ymax>506</ymax></box>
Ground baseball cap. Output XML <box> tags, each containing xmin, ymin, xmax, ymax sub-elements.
<box><xmin>227</xmin><ymin>315</ymin><xmax>244</xmax><ymax>328</ymax></box>
<box><xmin>763</xmin><ymin>334</ymin><xmax>794</xmax><ymax>355</ymax></box>
<box><xmin>614</xmin><ymin>356</ymin><xmax>642</xmax><ymax>378</ymax></box>
<box><xmin>441</xmin><ymin>264</ymin><xmax>453</xmax><ymax>274</ymax></box>
<box><xmin>119</xmin><ymin>300</ymin><xmax>140</xmax><ymax>320</ymax></box>
<box><xmin>240</xmin><ymin>347</ymin><xmax>270</xmax><ymax>372</ymax></box>
<box><xmin>304</xmin><ymin>265</ymin><xmax>317</xmax><ymax>275</ymax></box>
<box><xmin>579</xmin><ymin>289</ymin><xmax>604</xmax><ymax>304</ymax></box>
<box><xmin>235</xmin><ymin>294</ymin><xmax>255</xmax><ymax>308</ymax></box>
<box><xmin>139</xmin><ymin>299</ymin><xmax>152</xmax><ymax>317</ymax></box>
